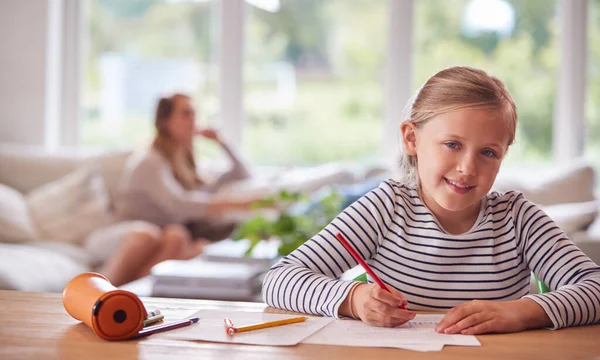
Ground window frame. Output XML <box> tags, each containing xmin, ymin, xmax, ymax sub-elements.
<box><xmin>61</xmin><ymin>0</ymin><xmax>588</xmax><ymax>164</ymax></box>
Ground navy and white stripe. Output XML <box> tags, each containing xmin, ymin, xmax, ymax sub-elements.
<box><xmin>262</xmin><ymin>179</ymin><xmax>600</xmax><ymax>329</ymax></box>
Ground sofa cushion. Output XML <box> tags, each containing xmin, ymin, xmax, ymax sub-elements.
<box><xmin>494</xmin><ymin>160</ymin><xmax>596</xmax><ymax>206</ymax></box>
<box><xmin>0</xmin><ymin>184</ymin><xmax>38</xmax><ymax>243</ymax></box>
<box><xmin>89</xmin><ymin>150</ymin><xmax>131</xmax><ymax>205</ymax></box>
<box><xmin>214</xmin><ymin>162</ymin><xmax>357</xmax><ymax>201</ymax></box>
<box><xmin>26</xmin><ymin>166</ymin><xmax>114</xmax><ymax>245</ymax></box>
<box><xmin>588</xmin><ymin>215</ymin><xmax>600</xmax><ymax>238</ymax></box>
<box><xmin>0</xmin><ymin>144</ymin><xmax>82</xmax><ymax>194</ymax></box>
<box><xmin>0</xmin><ymin>144</ymin><xmax>131</xmax><ymax>204</ymax></box>
<box><xmin>542</xmin><ymin>201</ymin><xmax>599</xmax><ymax>234</ymax></box>
<box><xmin>0</xmin><ymin>242</ymin><xmax>90</xmax><ymax>291</ymax></box>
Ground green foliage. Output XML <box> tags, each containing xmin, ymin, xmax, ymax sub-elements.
<box><xmin>84</xmin><ymin>0</ymin><xmax>600</xmax><ymax>182</ymax></box>
<box><xmin>231</xmin><ymin>189</ymin><xmax>345</xmax><ymax>257</ymax></box>
<box><xmin>413</xmin><ymin>0</ymin><xmax>559</xmax><ymax>164</ymax></box>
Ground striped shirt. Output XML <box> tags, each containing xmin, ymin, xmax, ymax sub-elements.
<box><xmin>262</xmin><ymin>179</ymin><xmax>600</xmax><ymax>329</ymax></box>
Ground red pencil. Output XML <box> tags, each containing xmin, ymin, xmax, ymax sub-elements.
<box><xmin>335</xmin><ymin>232</ymin><xmax>406</xmax><ymax>309</ymax></box>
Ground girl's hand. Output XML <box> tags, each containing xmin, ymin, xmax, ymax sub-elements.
<box><xmin>436</xmin><ymin>298</ymin><xmax>551</xmax><ymax>335</ymax></box>
<box><xmin>195</xmin><ymin>128</ymin><xmax>221</xmax><ymax>142</ymax></box>
<box><xmin>350</xmin><ymin>283</ymin><xmax>415</xmax><ymax>327</ymax></box>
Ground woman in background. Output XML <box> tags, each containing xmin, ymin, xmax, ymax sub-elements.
<box><xmin>85</xmin><ymin>93</ymin><xmax>258</xmax><ymax>286</ymax></box>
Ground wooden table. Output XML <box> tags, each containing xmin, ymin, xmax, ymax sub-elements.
<box><xmin>1</xmin><ymin>290</ymin><xmax>599</xmax><ymax>360</ymax></box>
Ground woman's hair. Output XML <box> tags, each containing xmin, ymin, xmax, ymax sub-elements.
<box><xmin>152</xmin><ymin>93</ymin><xmax>204</xmax><ymax>190</ymax></box>
<box><xmin>398</xmin><ymin>66</ymin><xmax>518</xmax><ymax>187</ymax></box>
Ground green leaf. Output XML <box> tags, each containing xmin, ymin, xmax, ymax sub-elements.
<box><xmin>233</xmin><ymin>188</ymin><xmax>345</xmax><ymax>256</ymax></box>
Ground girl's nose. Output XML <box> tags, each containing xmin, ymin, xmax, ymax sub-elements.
<box><xmin>457</xmin><ymin>153</ymin><xmax>477</xmax><ymax>176</ymax></box>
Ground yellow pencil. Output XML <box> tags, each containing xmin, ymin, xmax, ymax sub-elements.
<box><xmin>225</xmin><ymin>316</ymin><xmax>307</xmax><ymax>334</ymax></box>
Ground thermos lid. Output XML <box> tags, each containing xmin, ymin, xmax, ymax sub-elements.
<box><xmin>92</xmin><ymin>290</ymin><xmax>146</xmax><ymax>340</ymax></box>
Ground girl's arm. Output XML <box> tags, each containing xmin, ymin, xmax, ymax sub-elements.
<box><xmin>517</xmin><ymin>194</ymin><xmax>600</xmax><ymax>329</ymax></box>
<box><xmin>261</xmin><ymin>181</ymin><xmax>398</xmax><ymax>318</ymax></box>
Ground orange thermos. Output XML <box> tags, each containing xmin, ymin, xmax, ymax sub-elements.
<box><xmin>62</xmin><ymin>272</ymin><xmax>147</xmax><ymax>341</ymax></box>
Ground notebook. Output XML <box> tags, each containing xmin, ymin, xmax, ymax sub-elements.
<box><xmin>201</xmin><ymin>238</ymin><xmax>280</xmax><ymax>267</ymax></box>
<box><xmin>151</xmin><ymin>259</ymin><xmax>266</xmax><ymax>301</ymax></box>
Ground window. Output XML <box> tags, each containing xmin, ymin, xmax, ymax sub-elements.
<box><xmin>586</xmin><ymin>0</ymin><xmax>600</xmax><ymax>183</ymax></box>
<box><xmin>243</xmin><ymin>0</ymin><xmax>387</xmax><ymax>166</ymax></box>
<box><xmin>82</xmin><ymin>0</ymin><xmax>219</xmax><ymax>147</ymax></box>
<box><xmin>77</xmin><ymin>0</ymin><xmax>590</xmax><ymax>175</ymax></box>
<box><xmin>413</xmin><ymin>0</ymin><xmax>558</xmax><ymax>166</ymax></box>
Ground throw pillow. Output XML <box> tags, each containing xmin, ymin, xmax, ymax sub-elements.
<box><xmin>542</xmin><ymin>201</ymin><xmax>599</xmax><ymax>234</ymax></box>
<box><xmin>494</xmin><ymin>161</ymin><xmax>596</xmax><ymax>206</ymax></box>
<box><xmin>26</xmin><ymin>166</ymin><xmax>114</xmax><ymax>245</ymax></box>
<box><xmin>0</xmin><ymin>184</ymin><xmax>38</xmax><ymax>243</ymax></box>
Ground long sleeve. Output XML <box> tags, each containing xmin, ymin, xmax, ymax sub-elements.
<box><xmin>516</xmin><ymin>194</ymin><xmax>600</xmax><ymax>329</ymax></box>
<box><xmin>116</xmin><ymin>149</ymin><xmax>223</xmax><ymax>224</ymax></box>
<box><xmin>135</xmin><ymin>152</ymin><xmax>216</xmax><ymax>220</ymax></box>
<box><xmin>261</xmin><ymin>181</ymin><xmax>398</xmax><ymax>317</ymax></box>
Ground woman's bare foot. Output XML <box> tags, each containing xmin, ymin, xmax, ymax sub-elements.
<box><xmin>183</xmin><ymin>238</ymin><xmax>211</xmax><ymax>259</ymax></box>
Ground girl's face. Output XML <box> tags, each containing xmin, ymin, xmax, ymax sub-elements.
<box><xmin>165</xmin><ymin>96</ymin><xmax>196</xmax><ymax>144</ymax></box>
<box><xmin>403</xmin><ymin>108</ymin><xmax>510</xmax><ymax>218</ymax></box>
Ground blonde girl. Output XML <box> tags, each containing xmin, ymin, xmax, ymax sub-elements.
<box><xmin>262</xmin><ymin>66</ymin><xmax>600</xmax><ymax>334</ymax></box>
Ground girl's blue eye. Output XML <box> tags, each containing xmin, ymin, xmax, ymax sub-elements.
<box><xmin>445</xmin><ymin>142</ymin><xmax>459</xmax><ymax>149</ymax></box>
<box><xmin>482</xmin><ymin>149</ymin><xmax>496</xmax><ymax>158</ymax></box>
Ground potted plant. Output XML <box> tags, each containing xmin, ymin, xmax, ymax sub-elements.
<box><xmin>231</xmin><ymin>188</ymin><xmax>345</xmax><ymax>257</ymax></box>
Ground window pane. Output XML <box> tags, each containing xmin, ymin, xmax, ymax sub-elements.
<box><xmin>244</xmin><ymin>0</ymin><xmax>386</xmax><ymax>166</ymax></box>
<box><xmin>83</xmin><ymin>0</ymin><xmax>218</xmax><ymax>148</ymax></box>
<box><xmin>587</xmin><ymin>0</ymin><xmax>600</xmax><ymax>186</ymax></box>
<box><xmin>414</xmin><ymin>0</ymin><xmax>558</xmax><ymax>166</ymax></box>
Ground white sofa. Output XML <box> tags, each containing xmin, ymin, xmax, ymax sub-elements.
<box><xmin>0</xmin><ymin>145</ymin><xmax>132</xmax><ymax>291</ymax></box>
<box><xmin>0</xmin><ymin>143</ymin><xmax>370</xmax><ymax>291</ymax></box>
<box><xmin>0</xmin><ymin>143</ymin><xmax>599</xmax><ymax>293</ymax></box>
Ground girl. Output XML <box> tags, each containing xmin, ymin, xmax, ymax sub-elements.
<box><xmin>261</xmin><ymin>66</ymin><xmax>600</xmax><ymax>334</ymax></box>
<box><xmin>86</xmin><ymin>93</ymin><xmax>260</xmax><ymax>286</ymax></box>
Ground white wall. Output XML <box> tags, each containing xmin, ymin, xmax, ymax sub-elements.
<box><xmin>0</xmin><ymin>0</ymin><xmax>51</xmax><ymax>145</ymax></box>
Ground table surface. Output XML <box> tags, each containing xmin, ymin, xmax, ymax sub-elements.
<box><xmin>1</xmin><ymin>290</ymin><xmax>599</xmax><ymax>360</ymax></box>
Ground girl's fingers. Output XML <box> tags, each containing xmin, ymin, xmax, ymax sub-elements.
<box><xmin>369</xmin><ymin>298</ymin><xmax>415</xmax><ymax>325</ymax></box>
<box><xmin>436</xmin><ymin>302</ymin><xmax>474</xmax><ymax>333</ymax></box>
<box><xmin>360</xmin><ymin>284</ymin><xmax>414</xmax><ymax>327</ymax></box>
<box><xmin>461</xmin><ymin>319</ymin><xmax>496</xmax><ymax>335</ymax></box>
<box><xmin>367</xmin><ymin>309</ymin><xmax>415</xmax><ymax>327</ymax></box>
<box><xmin>441</xmin><ymin>311</ymin><xmax>487</xmax><ymax>334</ymax></box>
<box><xmin>371</xmin><ymin>286</ymin><xmax>406</xmax><ymax>308</ymax></box>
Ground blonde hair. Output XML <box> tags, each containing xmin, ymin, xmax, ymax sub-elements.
<box><xmin>152</xmin><ymin>93</ymin><xmax>204</xmax><ymax>190</ymax></box>
<box><xmin>398</xmin><ymin>66</ymin><xmax>517</xmax><ymax>187</ymax></box>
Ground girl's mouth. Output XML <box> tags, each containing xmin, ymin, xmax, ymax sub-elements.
<box><xmin>444</xmin><ymin>178</ymin><xmax>475</xmax><ymax>194</ymax></box>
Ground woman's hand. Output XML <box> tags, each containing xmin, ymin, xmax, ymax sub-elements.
<box><xmin>435</xmin><ymin>298</ymin><xmax>552</xmax><ymax>335</ymax></box>
<box><xmin>195</xmin><ymin>128</ymin><xmax>221</xmax><ymax>143</ymax></box>
<box><xmin>344</xmin><ymin>283</ymin><xmax>415</xmax><ymax>327</ymax></box>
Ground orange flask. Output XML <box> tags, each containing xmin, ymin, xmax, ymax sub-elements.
<box><xmin>62</xmin><ymin>272</ymin><xmax>147</xmax><ymax>341</ymax></box>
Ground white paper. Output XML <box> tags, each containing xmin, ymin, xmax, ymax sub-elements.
<box><xmin>157</xmin><ymin>310</ymin><xmax>334</xmax><ymax>346</ymax></box>
<box><xmin>303</xmin><ymin>314</ymin><xmax>480</xmax><ymax>351</ymax></box>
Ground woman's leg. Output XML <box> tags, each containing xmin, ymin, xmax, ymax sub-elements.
<box><xmin>99</xmin><ymin>223</ymin><xmax>211</xmax><ymax>286</ymax></box>
<box><xmin>98</xmin><ymin>228</ymin><xmax>162</xmax><ymax>287</ymax></box>
<box><xmin>157</xmin><ymin>224</ymin><xmax>210</xmax><ymax>261</ymax></box>
<box><xmin>135</xmin><ymin>224</ymin><xmax>209</xmax><ymax>277</ymax></box>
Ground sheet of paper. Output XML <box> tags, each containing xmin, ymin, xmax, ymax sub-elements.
<box><xmin>157</xmin><ymin>310</ymin><xmax>334</xmax><ymax>346</ymax></box>
<box><xmin>303</xmin><ymin>314</ymin><xmax>480</xmax><ymax>351</ymax></box>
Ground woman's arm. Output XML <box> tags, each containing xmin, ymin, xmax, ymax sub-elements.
<box><xmin>261</xmin><ymin>181</ymin><xmax>398</xmax><ymax>318</ymax></box>
<box><xmin>197</xmin><ymin>129</ymin><xmax>250</xmax><ymax>189</ymax></box>
<box><xmin>135</xmin><ymin>152</ymin><xmax>258</xmax><ymax>220</ymax></box>
<box><xmin>216</xmin><ymin>141</ymin><xmax>250</xmax><ymax>181</ymax></box>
